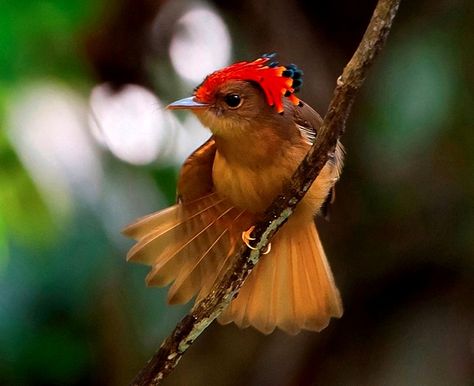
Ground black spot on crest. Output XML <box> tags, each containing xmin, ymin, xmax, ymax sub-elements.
<box><xmin>293</xmin><ymin>78</ymin><xmax>302</xmax><ymax>88</ymax></box>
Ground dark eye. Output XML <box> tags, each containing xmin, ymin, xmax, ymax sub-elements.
<box><xmin>224</xmin><ymin>93</ymin><xmax>242</xmax><ymax>108</ymax></box>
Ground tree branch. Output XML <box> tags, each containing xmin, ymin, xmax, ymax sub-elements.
<box><xmin>131</xmin><ymin>0</ymin><xmax>401</xmax><ymax>384</ymax></box>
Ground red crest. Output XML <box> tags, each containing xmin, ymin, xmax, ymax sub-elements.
<box><xmin>194</xmin><ymin>54</ymin><xmax>303</xmax><ymax>113</ymax></box>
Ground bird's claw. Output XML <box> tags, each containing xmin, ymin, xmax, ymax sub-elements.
<box><xmin>242</xmin><ymin>226</ymin><xmax>256</xmax><ymax>249</ymax></box>
<box><xmin>241</xmin><ymin>226</ymin><xmax>271</xmax><ymax>254</ymax></box>
<box><xmin>262</xmin><ymin>243</ymin><xmax>271</xmax><ymax>255</ymax></box>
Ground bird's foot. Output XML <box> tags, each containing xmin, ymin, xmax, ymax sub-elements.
<box><xmin>242</xmin><ymin>226</ymin><xmax>256</xmax><ymax>249</ymax></box>
<box><xmin>241</xmin><ymin>226</ymin><xmax>271</xmax><ymax>254</ymax></box>
<box><xmin>263</xmin><ymin>243</ymin><xmax>271</xmax><ymax>255</ymax></box>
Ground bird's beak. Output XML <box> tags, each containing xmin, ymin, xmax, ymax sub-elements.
<box><xmin>166</xmin><ymin>96</ymin><xmax>209</xmax><ymax>110</ymax></box>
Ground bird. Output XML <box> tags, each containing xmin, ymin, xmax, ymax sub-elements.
<box><xmin>123</xmin><ymin>54</ymin><xmax>344</xmax><ymax>335</ymax></box>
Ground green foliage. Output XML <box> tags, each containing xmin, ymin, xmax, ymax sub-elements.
<box><xmin>0</xmin><ymin>0</ymin><xmax>100</xmax><ymax>84</ymax></box>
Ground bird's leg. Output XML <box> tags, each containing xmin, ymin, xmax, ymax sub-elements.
<box><xmin>241</xmin><ymin>226</ymin><xmax>271</xmax><ymax>254</ymax></box>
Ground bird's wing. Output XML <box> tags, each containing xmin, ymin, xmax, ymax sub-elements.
<box><xmin>287</xmin><ymin>100</ymin><xmax>343</xmax><ymax>218</ymax></box>
<box><xmin>123</xmin><ymin>136</ymin><xmax>254</xmax><ymax>304</ymax></box>
<box><xmin>287</xmin><ymin>100</ymin><xmax>323</xmax><ymax>145</ymax></box>
<box><xmin>320</xmin><ymin>186</ymin><xmax>336</xmax><ymax>220</ymax></box>
<box><xmin>176</xmin><ymin>137</ymin><xmax>216</xmax><ymax>202</ymax></box>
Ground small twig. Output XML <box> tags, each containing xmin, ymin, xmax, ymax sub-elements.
<box><xmin>131</xmin><ymin>0</ymin><xmax>401</xmax><ymax>384</ymax></box>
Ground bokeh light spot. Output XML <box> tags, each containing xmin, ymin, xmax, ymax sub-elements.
<box><xmin>169</xmin><ymin>7</ymin><xmax>232</xmax><ymax>83</ymax></box>
<box><xmin>6</xmin><ymin>82</ymin><xmax>102</xmax><ymax>215</ymax></box>
<box><xmin>89</xmin><ymin>83</ymin><xmax>168</xmax><ymax>165</ymax></box>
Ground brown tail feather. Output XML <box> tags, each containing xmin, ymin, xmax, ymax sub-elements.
<box><xmin>123</xmin><ymin>194</ymin><xmax>253</xmax><ymax>304</ymax></box>
<box><xmin>125</xmin><ymin>196</ymin><xmax>228</xmax><ymax>265</ymax></box>
<box><xmin>194</xmin><ymin>210</ymin><xmax>250</xmax><ymax>301</ymax></box>
<box><xmin>218</xmin><ymin>221</ymin><xmax>342</xmax><ymax>334</ymax></box>
<box><xmin>167</xmin><ymin>207</ymin><xmax>244</xmax><ymax>304</ymax></box>
<box><xmin>122</xmin><ymin>193</ymin><xmax>222</xmax><ymax>241</ymax></box>
<box><xmin>145</xmin><ymin>202</ymin><xmax>235</xmax><ymax>285</ymax></box>
<box><xmin>124</xmin><ymin>194</ymin><xmax>341</xmax><ymax>334</ymax></box>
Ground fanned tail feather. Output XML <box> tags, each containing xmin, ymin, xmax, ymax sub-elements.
<box><xmin>166</xmin><ymin>207</ymin><xmax>244</xmax><ymax>304</ymax></box>
<box><xmin>122</xmin><ymin>193</ymin><xmax>253</xmax><ymax>305</ymax></box>
<box><xmin>218</xmin><ymin>221</ymin><xmax>342</xmax><ymax>335</ymax></box>
<box><xmin>123</xmin><ymin>194</ymin><xmax>342</xmax><ymax>335</ymax></box>
<box><xmin>195</xmin><ymin>210</ymin><xmax>251</xmax><ymax>301</ymax></box>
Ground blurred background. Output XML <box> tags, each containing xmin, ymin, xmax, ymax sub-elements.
<box><xmin>0</xmin><ymin>0</ymin><xmax>473</xmax><ymax>385</ymax></box>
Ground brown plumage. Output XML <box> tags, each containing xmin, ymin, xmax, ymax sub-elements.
<box><xmin>123</xmin><ymin>58</ymin><xmax>344</xmax><ymax>334</ymax></box>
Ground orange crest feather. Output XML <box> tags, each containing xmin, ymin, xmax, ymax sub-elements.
<box><xmin>194</xmin><ymin>54</ymin><xmax>303</xmax><ymax>113</ymax></box>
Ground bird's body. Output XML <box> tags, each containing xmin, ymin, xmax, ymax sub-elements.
<box><xmin>124</xmin><ymin>55</ymin><xmax>344</xmax><ymax>334</ymax></box>
<box><xmin>210</xmin><ymin>99</ymin><xmax>340</xmax><ymax>217</ymax></box>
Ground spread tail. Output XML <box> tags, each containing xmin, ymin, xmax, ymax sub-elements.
<box><xmin>123</xmin><ymin>195</ymin><xmax>342</xmax><ymax>335</ymax></box>
<box><xmin>218</xmin><ymin>222</ymin><xmax>343</xmax><ymax>335</ymax></box>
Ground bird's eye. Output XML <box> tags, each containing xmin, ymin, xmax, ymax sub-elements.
<box><xmin>224</xmin><ymin>93</ymin><xmax>242</xmax><ymax>108</ymax></box>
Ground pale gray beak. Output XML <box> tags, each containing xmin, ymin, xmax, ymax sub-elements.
<box><xmin>166</xmin><ymin>96</ymin><xmax>209</xmax><ymax>110</ymax></box>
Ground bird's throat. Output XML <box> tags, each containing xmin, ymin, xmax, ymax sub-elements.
<box><xmin>212</xmin><ymin>130</ymin><xmax>283</xmax><ymax>168</ymax></box>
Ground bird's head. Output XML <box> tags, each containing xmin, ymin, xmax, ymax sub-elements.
<box><xmin>167</xmin><ymin>54</ymin><xmax>304</xmax><ymax>138</ymax></box>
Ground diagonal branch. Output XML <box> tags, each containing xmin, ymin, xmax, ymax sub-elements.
<box><xmin>131</xmin><ymin>0</ymin><xmax>401</xmax><ymax>384</ymax></box>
